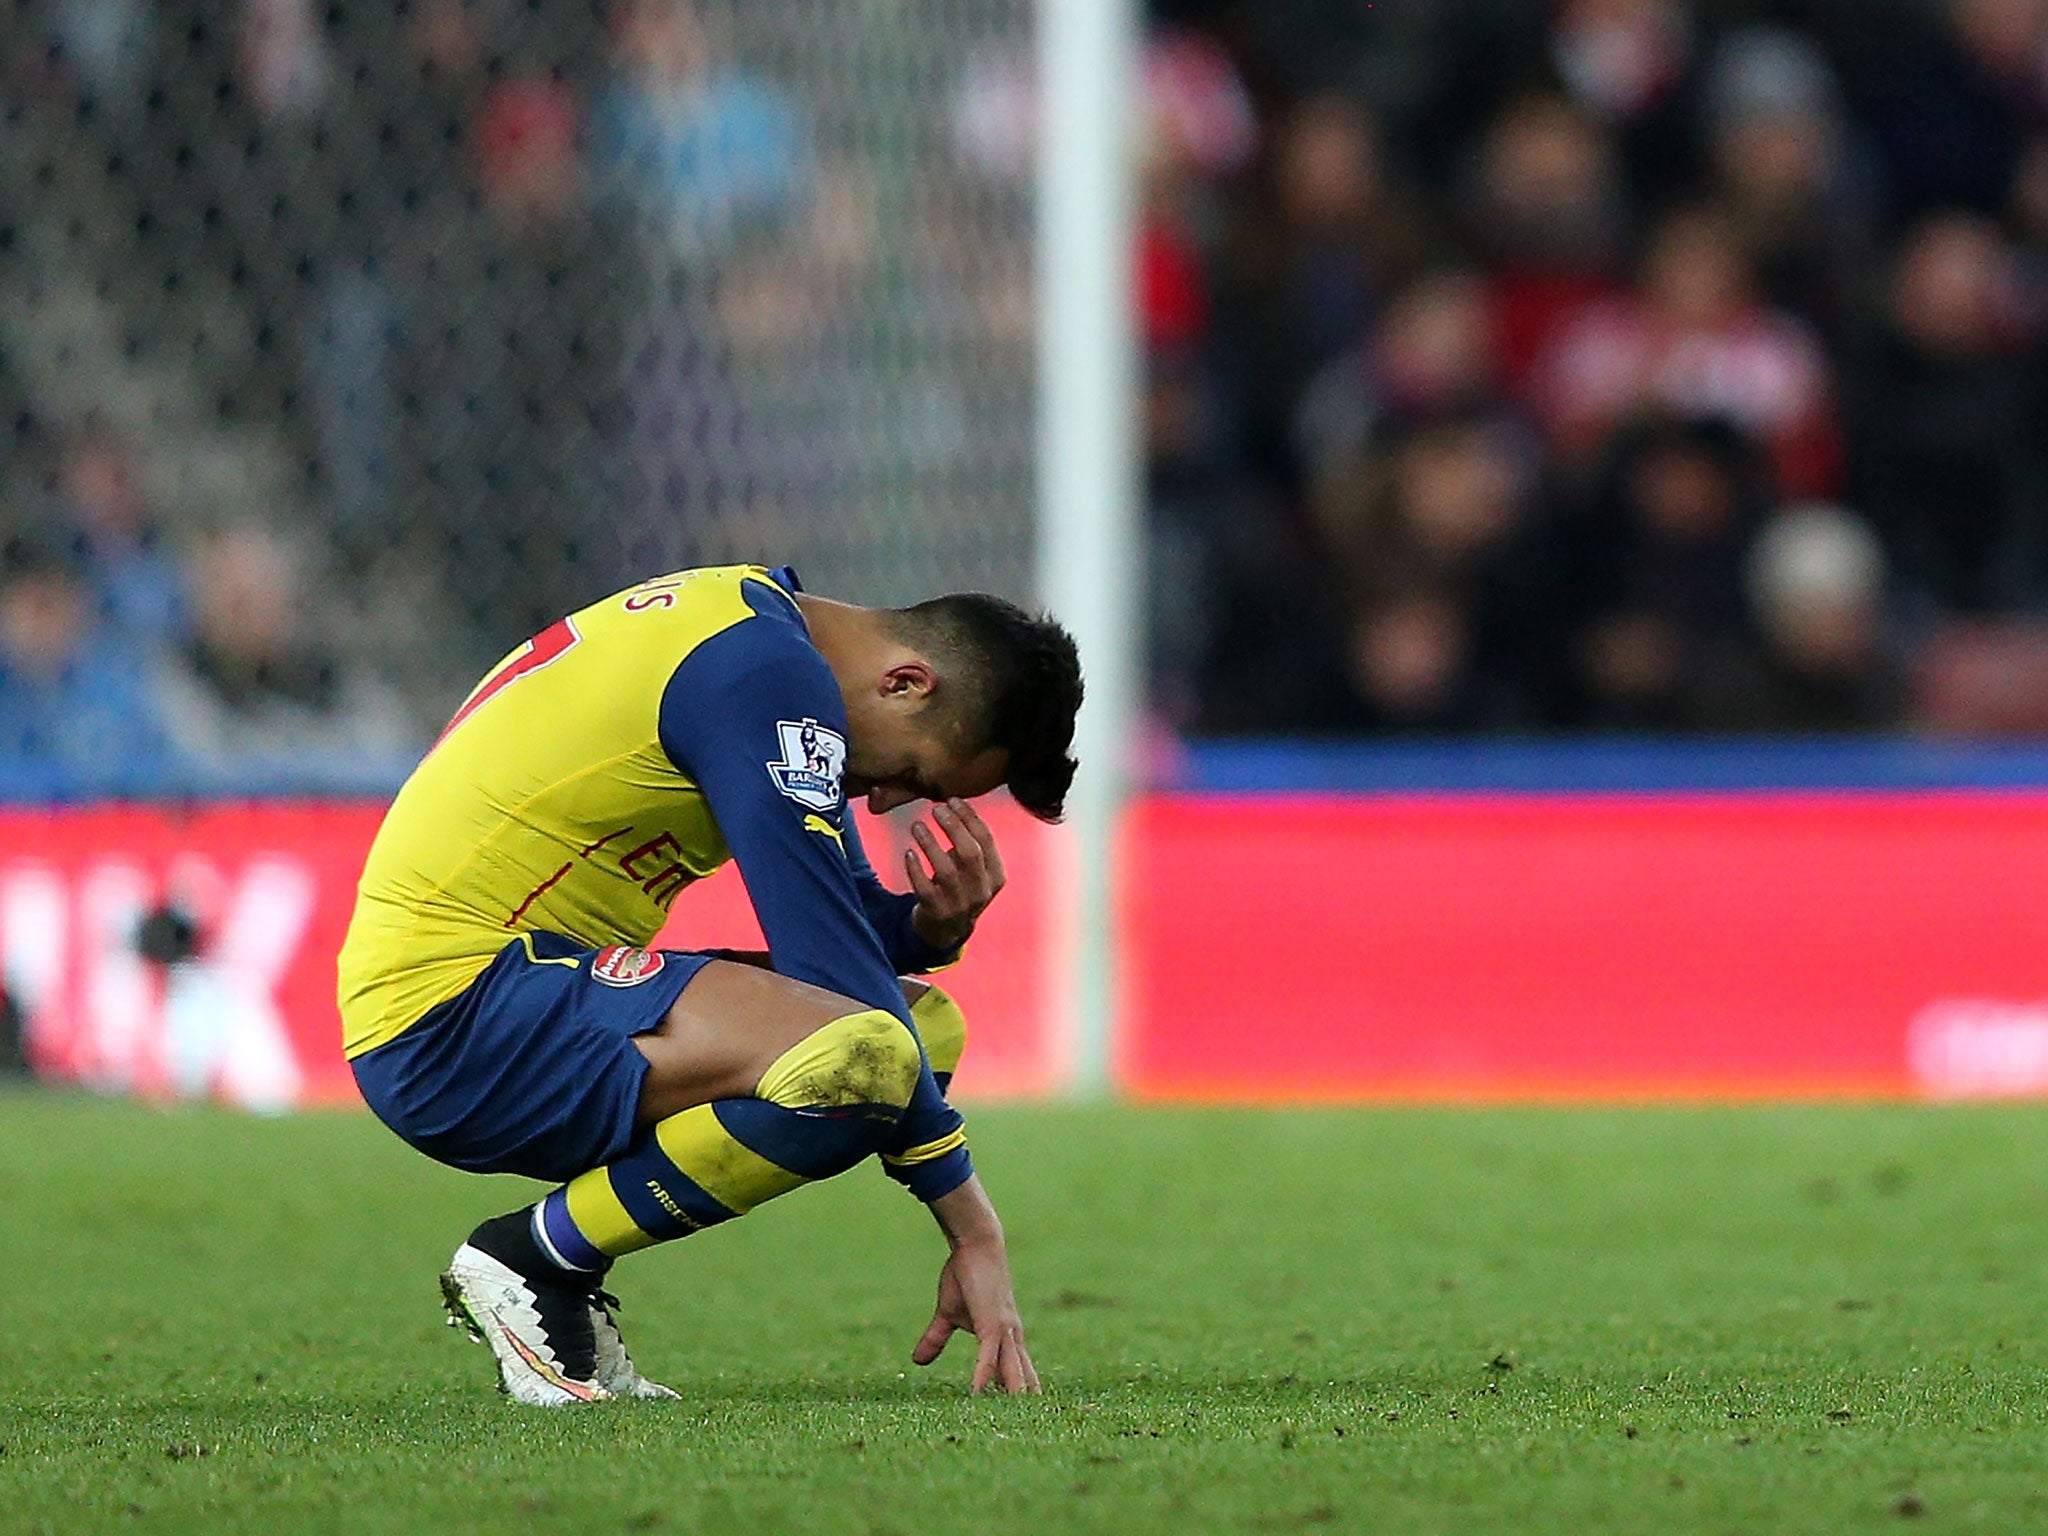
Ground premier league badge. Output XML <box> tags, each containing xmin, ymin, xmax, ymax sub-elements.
<box><xmin>767</xmin><ymin>718</ymin><xmax>847</xmax><ymax>812</ymax></box>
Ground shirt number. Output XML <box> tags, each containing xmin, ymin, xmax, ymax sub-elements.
<box><xmin>432</xmin><ymin>617</ymin><xmax>582</xmax><ymax>750</ymax></box>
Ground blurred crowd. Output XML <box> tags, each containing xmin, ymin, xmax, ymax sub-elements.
<box><xmin>0</xmin><ymin>426</ymin><xmax>415</xmax><ymax>788</ymax></box>
<box><xmin>1149</xmin><ymin>0</ymin><xmax>2048</xmax><ymax>733</ymax></box>
<box><xmin>5</xmin><ymin>0</ymin><xmax>2048</xmax><ymax>778</ymax></box>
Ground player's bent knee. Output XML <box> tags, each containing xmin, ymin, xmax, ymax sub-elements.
<box><xmin>755</xmin><ymin>1008</ymin><xmax>922</xmax><ymax>1122</ymax></box>
<box><xmin>909</xmin><ymin>984</ymin><xmax>968</xmax><ymax>1085</ymax></box>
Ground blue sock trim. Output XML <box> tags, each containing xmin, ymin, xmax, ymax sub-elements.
<box><xmin>536</xmin><ymin>1189</ymin><xmax>608</xmax><ymax>1272</ymax></box>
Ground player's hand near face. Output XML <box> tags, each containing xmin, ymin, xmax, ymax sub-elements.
<box><xmin>915</xmin><ymin>1174</ymin><xmax>1041</xmax><ymax>1395</ymax></box>
<box><xmin>907</xmin><ymin>799</ymin><xmax>1006</xmax><ymax>952</ymax></box>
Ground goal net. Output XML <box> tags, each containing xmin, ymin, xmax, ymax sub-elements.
<box><xmin>3</xmin><ymin>0</ymin><xmax>1039</xmax><ymax>704</ymax></box>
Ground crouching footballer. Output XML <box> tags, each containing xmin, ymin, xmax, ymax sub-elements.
<box><xmin>336</xmin><ymin>564</ymin><xmax>1080</xmax><ymax>1403</ymax></box>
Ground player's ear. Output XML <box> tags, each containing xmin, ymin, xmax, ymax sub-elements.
<box><xmin>879</xmin><ymin>660</ymin><xmax>938</xmax><ymax>702</ymax></box>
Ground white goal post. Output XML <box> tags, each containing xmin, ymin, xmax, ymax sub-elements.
<box><xmin>1035</xmin><ymin>0</ymin><xmax>1142</xmax><ymax>1097</ymax></box>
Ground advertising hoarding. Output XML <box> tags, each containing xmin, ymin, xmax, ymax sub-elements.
<box><xmin>6</xmin><ymin>793</ymin><xmax>2046</xmax><ymax>1107</ymax></box>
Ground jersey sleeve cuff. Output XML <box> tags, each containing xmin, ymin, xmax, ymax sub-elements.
<box><xmin>882</xmin><ymin>1139</ymin><xmax>974</xmax><ymax>1203</ymax></box>
<box><xmin>886</xmin><ymin>896</ymin><xmax>967</xmax><ymax>974</ymax></box>
<box><xmin>864</xmin><ymin>888</ymin><xmax>958</xmax><ymax>974</ymax></box>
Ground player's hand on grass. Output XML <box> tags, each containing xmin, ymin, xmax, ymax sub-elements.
<box><xmin>907</xmin><ymin>799</ymin><xmax>1006</xmax><ymax>952</ymax></box>
<box><xmin>912</xmin><ymin>1240</ymin><xmax>1041</xmax><ymax>1395</ymax></box>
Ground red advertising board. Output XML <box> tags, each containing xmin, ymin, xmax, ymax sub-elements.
<box><xmin>0</xmin><ymin>804</ymin><xmax>383</xmax><ymax>1109</ymax></box>
<box><xmin>6</xmin><ymin>793</ymin><xmax>2048</xmax><ymax>1109</ymax></box>
<box><xmin>1121</xmin><ymin>793</ymin><xmax>2048</xmax><ymax>1101</ymax></box>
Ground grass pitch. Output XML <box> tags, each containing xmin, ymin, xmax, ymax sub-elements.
<box><xmin>7</xmin><ymin>1091</ymin><xmax>2048</xmax><ymax>1534</ymax></box>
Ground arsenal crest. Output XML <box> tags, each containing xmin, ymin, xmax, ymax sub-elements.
<box><xmin>592</xmin><ymin>946</ymin><xmax>667</xmax><ymax>987</ymax></box>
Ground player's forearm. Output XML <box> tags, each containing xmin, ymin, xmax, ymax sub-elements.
<box><xmin>926</xmin><ymin>1173</ymin><xmax>1005</xmax><ymax>1251</ymax></box>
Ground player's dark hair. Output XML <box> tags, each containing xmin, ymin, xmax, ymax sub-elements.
<box><xmin>890</xmin><ymin>594</ymin><xmax>1083</xmax><ymax>823</ymax></box>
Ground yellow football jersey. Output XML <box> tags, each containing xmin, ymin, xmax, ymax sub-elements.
<box><xmin>338</xmin><ymin>563</ymin><xmax>898</xmax><ymax>1058</ymax></box>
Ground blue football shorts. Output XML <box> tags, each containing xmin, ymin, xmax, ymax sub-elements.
<box><xmin>350</xmin><ymin>931</ymin><xmax>718</xmax><ymax>1183</ymax></box>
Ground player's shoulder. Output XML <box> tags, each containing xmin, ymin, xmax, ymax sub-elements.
<box><xmin>595</xmin><ymin>563</ymin><xmax>798</xmax><ymax>621</ymax></box>
<box><xmin>573</xmin><ymin>565</ymin><xmax>805</xmax><ymax>657</ymax></box>
<box><xmin>643</xmin><ymin>564</ymin><xmax>830</xmax><ymax>694</ymax></box>
<box><xmin>654</xmin><ymin>567</ymin><xmax>843</xmax><ymax>773</ymax></box>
